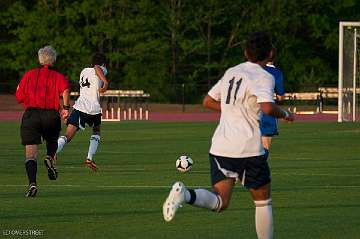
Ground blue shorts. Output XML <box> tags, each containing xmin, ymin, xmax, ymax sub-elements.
<box><xmin>260</xmin><ymin>114</ymin><xmax>279</xmax><ymax>137</ymax></box>
<box><xmin>67</xmin><ymin>109</ymin><xmax>102</xmax><ymax>130</ymax></box>
<box><xmin>209</xmin><ymin>153</ymin><xmax>271</xmax><ymax>189</ymax></box>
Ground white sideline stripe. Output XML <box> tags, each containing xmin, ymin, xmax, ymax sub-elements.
<box><xmin>0</xmin><ymin>184</ymin><xmax>210</xmax><ymax>189</ymax></box>
<box><xmin>29</xmin><ymin>166</ymin><xmax>360</xmax><ymax>177</ymax></box>
<box><xmin>61</xmin><ymin>166</ymin><xmax>146</xmax><ymax>171</ymax></box>
<box><xmin>1</xmin><ymin>185</ymin><xmax>359</xmax><ymax>189</ymax></box>
<box><xmin>273</xmin><ymin>172</ymin><xmax>360</xmax><ymax>177</ymax></box>
<box><xmin>59</xmin><ymin>170</ymin><xmax>360</xmax><ymax>178</ymax></box>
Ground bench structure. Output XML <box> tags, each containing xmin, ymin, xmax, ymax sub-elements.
<box><xmin>70</xmin><ymin>90</ymin><xmax>150</xmax><ymax>121</ymax></box>
<box><xmin>283</xmin><ymin>87</ymin><xmax>339</xmax><ymax>114</ymax></box>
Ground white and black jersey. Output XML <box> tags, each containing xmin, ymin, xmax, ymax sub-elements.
<box><xmin>73</xmin><ymin>68</ymin><xmax>102</xmax><ymax>115</ymax></box>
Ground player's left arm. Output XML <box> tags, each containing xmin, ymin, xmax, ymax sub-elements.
<box><xmin>58</xmin><ymin>76</ymin><xmax>71</xmax><ymax>121</ymax></box>
<box><xmin>95</xmin><ymin>65</ymin><xmax>108</xmax><ymax>93</ymax></box>
<box><xmin>61</xmin><ymin>88</ymin><xmax>70</xmax><ymax>120</ymax></box>
<box><xmin>203</xmin><ymin>77</ymin><xmax>223</xmax><ymax>112</ymax></box>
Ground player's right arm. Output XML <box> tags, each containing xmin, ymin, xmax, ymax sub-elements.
<box><xmin>276</xmin><ymin>95</ymin><xmax>285</xmax><ymax>102</ymax></box>
<box><xmin>94</xmin><ymin>65</ymin><xmax>108</xmax><ymax>93</ymax></box>
<box><xmin>260</xmin><ymin>102</ymin><xmax>294</xmax><ymax>122</ymax></box>
<box><xmin>253</xmin><ymin>72</ymin><xmax>293</xmax><ymax>122</ymax></box>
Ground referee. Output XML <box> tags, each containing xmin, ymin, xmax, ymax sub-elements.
<box><xmin>16</xmin><ymin>46</ymin><xmax>70</xmax><ymax>197</ymax></box>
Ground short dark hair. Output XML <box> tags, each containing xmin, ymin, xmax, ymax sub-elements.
<box><xmin>91</xmin><ymin>52</ymin><xmax>107</xmax><ymax>66</ymax></box>
<box><xmin>245</xmin><ymin>31</ymin><xmax>272</xmax><ymax>62</ymax></box>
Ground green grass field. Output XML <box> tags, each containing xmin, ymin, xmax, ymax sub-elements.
<box><xmin>1</xmin><ymin>121</ymin><xmax>360</xmax><ymax>238</ymax></box>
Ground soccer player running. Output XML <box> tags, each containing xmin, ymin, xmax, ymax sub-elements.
<box><xmin>56</xmin><ymin>53</ymin><xmax>108</xmax><ymax>171</ymax></box>
<box><xmin>16</xmin><ymin>46</ymin><xmax>70</xmax><ymax>197</ymax></box>
<box><xmin>260</xmin><ymin>51</ymin><xmax>285</xmax><ymax>153</ymax></box>
<box><xmin>163</xmin><ymin>32</ymin><xmax>294</xmax><ymax>239</ymax></box>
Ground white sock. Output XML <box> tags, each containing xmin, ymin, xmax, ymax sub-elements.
<box><xmin>185</xmin><ymin>188</ymin><xmax>222</xmax><ymax>211</ymax></box>
<box><xmin>87</xmin><ymin>135</ymin><xmax>100</xmax><ymax>160</ymax></box>
<box><xmin>57</xmin><ymin>136</ymin><xmax>67</xmax><ymax>153</ymax></box>
<box><xmin>255</xmin><ymin>199</ymin><xmax>273</xmax><ymax>239</ymax></box>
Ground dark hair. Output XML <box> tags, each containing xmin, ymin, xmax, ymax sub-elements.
<box><xmin>91</xmin><ymin>52</ymin><xmax>107</xmax><ymax>66</ymax></box>
<box><xmin>245</xmin><ymin>31</ymin><xmax>272</xmax><ymax>62</ymax></box>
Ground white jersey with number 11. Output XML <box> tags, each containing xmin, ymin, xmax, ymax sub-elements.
<box><xmin>208</xmin><ymin>61</ymin><xmax>275</xmax><ymax>158</ymax></box>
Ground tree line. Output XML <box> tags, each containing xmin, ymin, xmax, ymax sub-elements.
<box><xmin>1</xmin><ymin>0</ymin><xmax>359</xmax><ymax>102</ymax></box>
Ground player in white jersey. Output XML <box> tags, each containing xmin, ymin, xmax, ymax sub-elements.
<box><xmin>56</xmin><ymin>53</ymin><xmax>108</xmax><ymax>171</ymax></box>
<box><xmin>163</xmin><ymin>32</ymin><xmax>294</xmax><ymax>239</ymax></box>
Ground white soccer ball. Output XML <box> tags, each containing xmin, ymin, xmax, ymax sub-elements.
<box><xmin>176</xmin><ymin>155</ymin><xmax>193</xmax><ymax>173</ymax></box>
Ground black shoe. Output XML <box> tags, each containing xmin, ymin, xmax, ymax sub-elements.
<box><xmin>25</xmin><ymin>183</ymin><xmax>37</xmax><ymax>197</ymax></box>
<box><xmin>44</xmin><ymin>156</ymin><xmax>58</xmax><ymax>180</ymax></box>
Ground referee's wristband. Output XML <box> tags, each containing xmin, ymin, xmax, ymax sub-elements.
<box><xmin>63</xmin><ymin>105</ymin><xmax>70</xmax><ymax>110</ymax></box>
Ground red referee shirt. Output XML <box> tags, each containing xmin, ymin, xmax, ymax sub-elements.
<box><xmin>16</xmin><ymin>65</ymin><xmax>70</xmax><ymax>111</ymax></box>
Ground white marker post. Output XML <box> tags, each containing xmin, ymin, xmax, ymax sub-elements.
<box><xmin>128</xmin><ymin>108</ymin><xmax>132</xmax><ymax>120</ymax></box>
<box><xmin>134</xmin><ymin>110</ymin><xmax>138</xmax><ymax>120</ymax></box>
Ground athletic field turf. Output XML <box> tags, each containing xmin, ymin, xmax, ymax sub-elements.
<box><xmin>0</xmin><ymin>121</ymin><xmax>359</xmax><ymax>238</ymax></box>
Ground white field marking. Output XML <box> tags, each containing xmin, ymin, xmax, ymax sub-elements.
<box><xmin>60</xmin><ymin>166</ymin><xmax>146</xmax><ymax>171</ymax></box>
<box><xmin>0</xmin><ymin>184</ymin><xmax>210</xmax><ymax>189</ymax></box>
<box><xmin>1</xmin><ymin>165</ymin><xmax>360</xmax><ymax>178</ymax></box>
<box><xmin>273</xmin><ymin>172</ymin><xmax>360</xmax><ymax>177</ymax></box>
<box><xmin>1</xmin><ymin>185</ymin><xmax>360</xmax><ymax>189</ymax></box>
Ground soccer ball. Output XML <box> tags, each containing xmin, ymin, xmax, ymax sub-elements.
<box><xmin>176</xmin><ymin>155</ymin><xmax>193</xmax><ymax>173</ymax></box>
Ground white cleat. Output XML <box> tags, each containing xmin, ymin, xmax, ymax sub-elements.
<box><xmin>163</xmin><ymin>181</ymin><xmax>186</xmax><ymax>222</ymax></box>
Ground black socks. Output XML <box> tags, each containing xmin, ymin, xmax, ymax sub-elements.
<box><xmin>25</xmin><ymin>159</ymin><xmax>37</xmax><ymax>185</ymax></box>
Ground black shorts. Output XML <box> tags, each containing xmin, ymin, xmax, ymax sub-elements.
<box><xmin>20</xmin><ymin>108</ymin><xmax>61</xmax><ymax>145</ymax></box>
<box><xmin>67</xmin><ymin>109</ymin><xmax>101</xmax><ymax>130</ymax></box>
<box><xmin>209</xmin><ymin>153</ymin><xmax>271</xmax><ymax>189</ymax></box>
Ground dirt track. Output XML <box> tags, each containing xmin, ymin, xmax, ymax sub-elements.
<box><xmin>0</xmin><ymin>110</ymin><xmax>337</xmax><ymax>122</ymax></box>
<box><xmin>0</xmin><ymin>94</ymin><xmax>337</xmax><ymax>122</ymax></box>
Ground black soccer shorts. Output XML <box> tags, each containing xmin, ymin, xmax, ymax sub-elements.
<box><xmin>20</xmin><ymin>108</ymin><xmax>61</xmax><ymax>145</ymax></box>
<box><xmin>209</xmin><ymin>153</ymin><xmax>271</xmax><ymax>189</ymax></box>
<box><xmin>67</xmin><ymin>109</ymin><xmax>101</xmax><ymax>130</ymax></box>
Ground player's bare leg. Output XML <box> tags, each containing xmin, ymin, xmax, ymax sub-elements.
<box><xmin>85</xmin><ymin>125</ymin><xmax>101</xmax><ymax>171</ymax></box>
<box><xmin>211</xmin><ymin>178</ymin><xmax>235</xmax><ymax>210</ymax></box>
<box><xmin>163</xmin><ymin>178</ymin><xmax>233</xmax><ymax>222</ymax></box>
<box><xmin>250</xmin><ymin>183</ymin><xmax>273</xmax><ymax>239</ymax></box>
<box><xmin>25</xmin><ymin>145</ymin><xmax>38</xmax><ymax>197</ymax></box>
<box><xmin>57</xmin><ymin>124</ymin><xmax>77</xmax><ymax>154</ymax></box>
